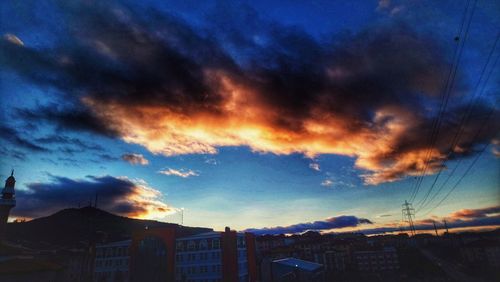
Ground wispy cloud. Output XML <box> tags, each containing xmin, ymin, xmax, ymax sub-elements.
<box><xmin>309</xmin><ymin>162</ymin><xmax>321</xmax><ymax>171</ymax></box>
<box><xmin>0</xmin><ymin>124</ymin><xmax>48</xmax><ymax>152</ymax></box>
<box><xmin>121</xmin><ymin>153</ymin><xmax>149</xmax><ymax>165</ymax></box>
<box><xmin>205</xmin><ymin>158</ymin><xmax>218</xmax><ymax>165</ymax></box>
<box><xmin>358</xmin><ymin>206</ymin><xmax>500</xmax><ymax>235</ymax></box>
<box><xmin>321</xmin><ymin>179</ymin><xmax>334</xmax><ymax>187</ymax></box>
<box><xmin>158</xmin><ymin>168</ymin><xmax>199</xmax><ymax>178</ymax></box>
<box><xmin>4</xmin><ymin>33</ymin><xmax>23</xmax><ymax>46</ymax></box>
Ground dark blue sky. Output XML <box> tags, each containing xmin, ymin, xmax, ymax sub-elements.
<box><xmin>0</xmin><ymin>0</ymin><xmax>499</xmax><ymax>233</ymax></box>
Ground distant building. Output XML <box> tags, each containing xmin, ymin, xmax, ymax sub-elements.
<box><xmin>94</xmin><ymin>240</ymin><xmax>131</xmax><ymax>282</ymax></box>
<box><xmin>93</xmin><ymin>227</ymin><xmax>257</xmax><ymax>282</ymax></box>
<box><xmin>353</xmin><ymin>246</ymin><xmax>399</xmax><ymax>272</ymax></box>
<box><xmin>271</xmin><ymin>258</ymin><xmax>324</xmax><ymax>282</ymax></box>
<box><xmin>0</xmin><ymin>170</ymin><xmax>16</xmax><ymax>239</ymax></box>
<box><xmin>460</xmin><ymin>239</ymin><xmax>500</xmax><ymax>268</ymax></box>
<box><xmin>257</xmin><ymin>235</ymin><xmax>287</xmax><ymax>253</ymax></box>
<box><xmin>0</xmin><ymin>258</ymin><xmax>64</xmax><ymax>282</ymax></box>
<box><xmin>320</xmin><ymin>250</ymin><xmax>347</xmax><ymax>273</ymax></box>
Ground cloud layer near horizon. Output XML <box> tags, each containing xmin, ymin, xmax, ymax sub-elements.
<box><xmin>2</xmin><ymin>0</ymin><xmax>498</xmax><ymax>184</ymax></box>
<box><xmin>245</xmin><ymin>215</ymin><xmax>373</xmax><ymax>235</ymax></box>
<box><xmin>245</xmin><ymin>206</ymin><xmax>500</xmax><ymax>235</ymax></box>
<box><xmin>359</xmin><ymin>206</ymin><xmax>500</xmax><ymax>235</ymax></box>
<box><xmin>13</xmin><ymin>175</ymin><xmax>173</xmax><ymax>220</ymax></box>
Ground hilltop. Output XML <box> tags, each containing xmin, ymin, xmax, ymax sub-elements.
<box><xmin>5</xmin><ymin>206</ymin><xmax>212</xmax><ymax>249</ymax></box>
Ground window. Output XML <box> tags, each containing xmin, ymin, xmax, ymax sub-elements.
<box><xmin>212</xmin><ymin>239</ymin><xmax>220</xmax><ymax>249</ymax></box>
<box><xmin>177</xmin><ymin>241</ymin><xmax>184</xmax><ymax>252</ymax></box>
<box><xmin>200</xmin><ymin>239</ymin><xmax>208</xmax><ymax>250</ymax></box>
<box><xmin>188</xmin><ymin>240</ymin><xmax>196</xmax><ymax>251</ymax></box>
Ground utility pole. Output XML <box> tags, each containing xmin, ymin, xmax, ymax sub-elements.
<box><xmin>443</xmin><ymin>219</ymin><xmax>449</xmax><ymax>234</ymax></box>
<box><xmin>94</xmin><ymin>193</ymin><xmax>98</xmax><ymax>209</ymax></box>
<box><xmin>433</xmin><ymin>220</ymin><xmax>439</xmax><ymax>236</ymax></box>
<box><xmin>402</xmin><ymin>200</ymin><xmax>416</xmax><ymax>236</ymax></box>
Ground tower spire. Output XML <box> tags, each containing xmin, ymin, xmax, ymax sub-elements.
<box><xmin>1</xmin><ymin>171</ymin><xmax>17</xmax><ymax>240</ymax></box>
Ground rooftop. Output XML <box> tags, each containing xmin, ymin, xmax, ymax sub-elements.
<box><xmin>273</xmin><ymin>258</ymin><xmax>323</xmax><ymax>271</ymax></box>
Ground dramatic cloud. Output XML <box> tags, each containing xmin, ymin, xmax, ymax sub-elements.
<box><xmin>13</xmin><ymin>175</ymin><xmax>174</xmax><ymax>219</ymax></box>
<box><xmin>121</xmin><ymin>153</ymin><xmax>149</xmax><ymax>165</ymax></box>
<box><xmin>2</xmin><ymin>0</ymin><xmax>498</xmax><ymax>184</ymax></box>
<box><xmin>158</xmin><ymin>168</ymin><xmax>199</xmax><ymax>178</ymax></box>
<box><xmin>245</xmin><ymin>215</ymin><xmax>373</xmax><ymax>235</ymax></box>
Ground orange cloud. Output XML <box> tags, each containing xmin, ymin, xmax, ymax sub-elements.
<box><xmin>448</xmin><ymin>206</ymin><xmax>500</xmax><ymax>220</ymax></box>
<box><xmin>82</xmin><ymin>77</ymin><xmax>449</xmax><ymax>185</ymax></box>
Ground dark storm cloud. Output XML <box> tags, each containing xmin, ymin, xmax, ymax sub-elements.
<box><xmin>13</xmin><ymin>175</ymin><xmax>172</xmax><ymax>218</ymax></box>
<box><xmin>15</xmin><ymin>106</ymin><xmax>121</xmax><ymax>138</ymax></box>
<box><xmin>1</xmin><ymin>0</ymin><xmax>498</xmax><ymax>183</ymax></box>
<box><xmin>0</xmin><ymin>124</ymin><xmax>48</xmax><ymax>152</ymax></box>
<box><xmin>244</xmin><ymin>215</ymin><xmax>373</xmax><ymax>235</ymax></box>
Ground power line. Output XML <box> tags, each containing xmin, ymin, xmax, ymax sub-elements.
<box><xmin>421</xmin><ymin>96</ymin><xmax>498</xmax><ymax>216</ymax></box>
<box><xmin>416</xmin><ymin>35</ymin><xmax>500</xmax><ymax>213</ymax></box>
<box><xmin>408</xmin><ymin>0</ymin><xmax>477</xmax><ymax>204</ymax></box>
<box><xmin>412</xmin><ymin>0</ymin><xmax>477</xmax><ymax>205</ymax></box>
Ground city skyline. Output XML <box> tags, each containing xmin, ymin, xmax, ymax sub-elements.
<box><xmin>0</xmin><ymin>0</ymin><xmax>499</xmax><ymax>234</ymax></box>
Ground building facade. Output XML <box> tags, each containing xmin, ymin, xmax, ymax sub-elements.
<box><xmin>174</xmin><ymin>230</ymin><xmax>253</xmax><ymax>282</ymax></box>
<box><xmin>0</xmin><ymin>170</ymin><xmax>16</xmax><ymax>239</ymax></box>
<box><xmin>94</xmin><ymin>227</ymin><xmax>257</xmax><ymax>282</ymax></box>
<box><xmin>94</xmin><ymin>240</ymin><xmax>131</xmax><ymax>282</ymax></box>
<box><xmin>353</xmin><ymin>247</ymin><xmax>399</xmax><ymax>272</ymax></box>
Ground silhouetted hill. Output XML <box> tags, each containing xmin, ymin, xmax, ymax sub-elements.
<box><xmin>5</xmin><ymin>207</ymin><xmax>212</xmax><ymax>249</ymax></box>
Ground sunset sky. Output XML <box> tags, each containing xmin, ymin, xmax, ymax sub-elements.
<box><xmin>0</xmin><ymin>0</ymin><xmax>499</xmax><ymax>234</ymax></box>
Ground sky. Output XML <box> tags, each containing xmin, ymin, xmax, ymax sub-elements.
<box><xmin>0</xmin><ymin>0</ymin><xmax>499</xmax><ymax>235</ymax></box>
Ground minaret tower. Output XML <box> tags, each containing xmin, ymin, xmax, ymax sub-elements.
<box><xmin>0</xmin><ymin>170</ymin><xmax>16</xmax><ymax>239</ymax></box>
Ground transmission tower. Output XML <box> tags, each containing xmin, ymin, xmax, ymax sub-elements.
<box><xmin>402</xmin><ymin>201</ymin><xmax>416</xmax><ymax>236</ymax></box>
